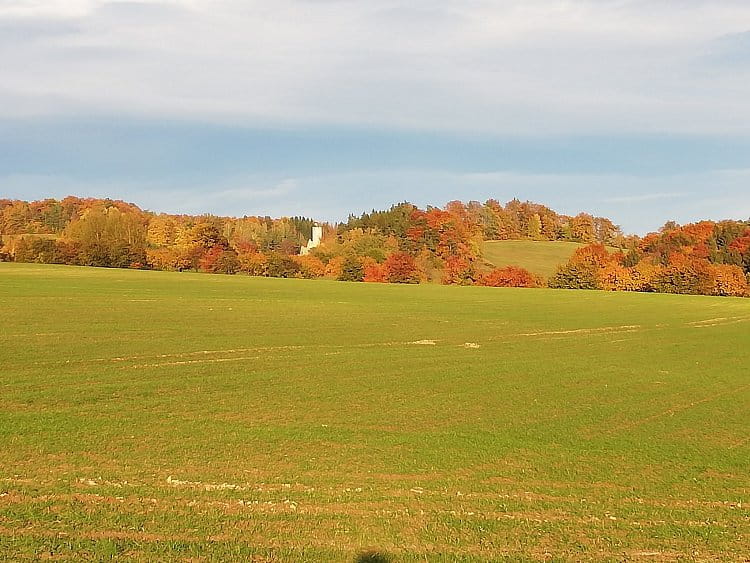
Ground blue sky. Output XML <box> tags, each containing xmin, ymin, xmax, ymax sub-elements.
<box><xmin>2</xmin><ymin>1</ymin><xmax>750</xmax><ymax>234</ymax></box>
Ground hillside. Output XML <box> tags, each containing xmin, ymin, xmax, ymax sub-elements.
<box><xmin>2</xmin><ymin>263</ymin><xmax>749</xmax><ymax>560</ymax></box>
<box><xmin>482</xmin><ymin>239</ymin><xmax>593</xmax><ymax>278</ymax></box>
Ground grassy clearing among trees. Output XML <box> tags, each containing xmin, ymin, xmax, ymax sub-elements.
<box><xmin>481</xmin><ymin>240</ymin><xmax>592</xmax><ymax>278</ymax></box>
<box><xmin>1</xmin><ymin>263</ymin><xmax>749</xmax><ymax>561</ymax></box>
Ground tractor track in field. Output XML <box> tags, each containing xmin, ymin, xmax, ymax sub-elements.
<box><xmin>602</xmin><ymin>382</ymin><xmax>750</xmax><ymax>434</ymax></box>
<box><xmin>19</xmin><ymin>323</ymin><xmax>661</xmax><ymax>370</ymax></box>
<box><xmin>3</xmin><ymin>475</ymin><xmax>746</xmax><ymax>515</ymax></box>
<box><xmin>1</xmin><ymin>490</ymin><xmax>743</xmax><ymax>529</ymax></box>
<box><xmin>17</xmin><ymin>317</ymin><xmax>750</xmax><ymax>374</ymax></box>
<box><xmin>128</xmin><ymin>356</ymin><xmax>262</xmax><ymax>369</ymax></box>
<box><xmin>688</xmin><ymin>316</ymin><xmax>750</xmax><ymax>328</ymax></box>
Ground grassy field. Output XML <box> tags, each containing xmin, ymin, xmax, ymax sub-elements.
<box><xmin>482</xmin><ymin>240</ymin><xmax>598</xmax><ymax>278</ymax></box>
<box><xmin>1</xmin><ymin>263</ymin><xmax>749</xmax><ymax>561</ymax></box>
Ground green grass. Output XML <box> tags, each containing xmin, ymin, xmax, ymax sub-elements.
<box><xmin>1</xmin><ymin>263</ymin><xmax>749</xmax><ymax>561</ymax></box>
<box><xmin>482</xmin><ymin>240</ymin><xmax>604</xmax><ymax>278</ymax></box>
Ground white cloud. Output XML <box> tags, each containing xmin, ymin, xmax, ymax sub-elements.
<box><xmin>0</xmin><ymin>0</ymin><xmax>95</xmax><ymax>18</ymax></box>
<box><xmin>2</xmin><ymin>0</ymin><xmax>750</xmax><ymax>134</ymax></box>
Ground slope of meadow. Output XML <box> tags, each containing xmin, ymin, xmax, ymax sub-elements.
<box><xmin>481</xmin><ymin>240</ymin><xmax>593</xmax><ymax>278</ymax></box>
<box><xmin>1</xmin><ymin>263</ymin><xmax>749</xmax><ymax>561</ymax></box>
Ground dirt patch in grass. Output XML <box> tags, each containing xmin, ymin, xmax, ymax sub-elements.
<box><xmin>128</xmin><ymin>356</ymin><xmax>260</xmax><ymax>369</ymax></box>
<box><xmin>688</xmin><ymin>316</ymin><xmax>750</xmax><ymax>328</ymax></box>
<box><xmin>516</xmin><ymin>325</ymin><xmax>641</xmax><ymax>337</ymax></box>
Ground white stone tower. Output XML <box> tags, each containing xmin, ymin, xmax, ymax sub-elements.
<box><xmin>300</xmin><ymin>225</ymin><xmax>323</xmax><ymax>255</ymax></box>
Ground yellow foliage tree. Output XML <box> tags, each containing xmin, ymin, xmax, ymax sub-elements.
<box><xmin>710</xmin><ymin>264</ymin><xmax>749</xmax><ymax>297</ymax></box>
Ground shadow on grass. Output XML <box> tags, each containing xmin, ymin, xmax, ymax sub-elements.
<box><xmin>355</xmin><ymin>550</ymin><xmax>391</xmax><ymax>563</ymax></box>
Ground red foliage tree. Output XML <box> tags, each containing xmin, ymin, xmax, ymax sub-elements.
<box><xmin>384</xmin><ymin>252</ymin><xmax>421</xmax><ymax>284</ymax></box>
<box><xmin>199</xmin><ymin>247</ymin><xmax>239</xmax><ymax>274</ymax></box>
<box><xmin>728</xmin><ymin>229</ymin><xmax>750</xmax><ymax>255</ymax></box>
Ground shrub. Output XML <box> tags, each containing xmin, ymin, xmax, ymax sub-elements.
<box><xmin>338</xmin><ymin>255</ymin><xmax>364</xmax><ymax>282</ymax></box>
<box><xmin>363</xmin><ymin>258</ymin><xmax>387</xmax><ymax>283</ymax></box>
<box><xmin>237</xmin><ymin>251</ymin><xmax>268</xmax><ymax>276</ymax></box>
<box><xmin>479</xmin><ymin>266</ymin><xmax>540</xmax><ymax>288</ymax></box>
<box><xmin>266</xmin><ymin>252</ymin><xmax>301</xmax><ymax>278</ymax></box>
<box><xmin>651</xmin><ymin>260</ymin><xmax>713</xmax><ymax>295</ymax></box>
<box><xmin>548</xmin><ymin>262</ymin><xmax>601</xmax><ymax>290</ymax></box>
<box><xmin>14</xmin><ymin>237</ymin><xmax>67</xmax><ymax>264</ymax></box>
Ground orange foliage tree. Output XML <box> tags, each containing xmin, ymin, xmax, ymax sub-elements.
<box><xmin>441</xmin><ymin>255</ymin><xmax>477</xmax><ymax>285</ymax></box>
<box><xmin>709</xmin><ymin>264</ymin><xmax>749</xmax><ymax>297</ymax></box>
<box><xmin>479</xmin><ymin>266</ymin><xmax>541</xmax><ymax>288</ymax></box>
<box><xmin>363</xmin><ymin>258</ymin><xmax>387</xmax><ymax>283</ymax></box>
<box><xmin>293</xmin><ymin>255</ymin><xmax>326</xmax><ymax>279</ymax></box>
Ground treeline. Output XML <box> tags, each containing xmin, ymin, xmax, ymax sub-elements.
<box><xmin>0</xmin><ymin>197</ymin><xmax>317</xmax><ymax>275</ymax></box>
<box><xmin>0</xmin><ymin>197</ymin><xmax>620</xmax><ymax>283</ymax></box>
<box><xmin>344</xmin><ymin>199</ymin><xmax>623</xmax><ymax>246</ymax></box>
<box><xmin>2</xmin><ymin>196</ymin><xmax>748</xmax><ymax>296</ymax></box>
<box><xmin>550</xmin><ymin>221</ymin><xmax>750</xmax><ymax>297</ymax></box>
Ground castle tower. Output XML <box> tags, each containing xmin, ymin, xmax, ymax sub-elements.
<box><xmin>300</xmin><ymin>225</ymin><xmax>323</xmax><ymax>255</ymax></box>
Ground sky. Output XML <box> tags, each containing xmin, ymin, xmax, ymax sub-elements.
<box><xmin>2</xmin><ymin>0</ymin><xmax>750</xmax><ymax>234</ymax></box>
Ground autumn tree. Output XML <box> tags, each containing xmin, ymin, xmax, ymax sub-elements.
<box><xmin>363</xmin><ymin>258</ymin><xmax>388</xmax><ymax>283</ymax></box>
<box><xmin>480</xmin><ymin>266</ymin><xmax>540</xmax><ymax>288</ymax></box>
<box><xmin>199</xmin><ymin>247</ymin><xmax>240</xmax><ymax>274</ymax></box>
<box><xmin>265</xmin><ymin>253</ymin><xmax>301</xmax><ymax>278</ymax></box>
<box><xmin>338</xmin><ymin>255</ymin><xmax>365</xmax><ymax>282</ymax></box>
<box><xmin>147</xmin><ymin>215</ymin><xmax>178</xmax><ymax>247</ymax></box>
<box><xmin>238</xmin><ymin>250</ymin><xmax>269</xmax><ymax>276</ymax></box>
<box><xmin>441</xmin><ymin>255</ymin><xmax>477</xmax><ymax>285</ymax></box>
<box><xmin>384</xmin><ymin>252</ymin><xmax>421</xmax><ymax>284</ymax></box>
<box><xmin>63</xmin><ymin>205</ymin><xmax>147</xmax><ymax>268</ymax></box>
<box><xmin>13</xmin><ymin>237</ymin><xmax>67</xmax><ymax>264</ymax></box>
<box><xmin>710</xmin><ymin>264</ymin><xmax>749</xmax><ymax>297</ymax></box>
<box><xmin>294</xmin><ymin>255</ymin><xmax>326</xmax><ymax>279</ymax></box>
<box><xmin>527</xmin><ymin>214</ymin><xmax>543</xmax><ymax>240</ymax></box>
<box><xmin>1</xmin><ymin>202</ymin><xmax>34</xmax><ymax>234</ymax></box>
<box><xmin>569</xmin><ymin>213</ymin><xmax>596</xmax><ymax>243</ymax></box>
